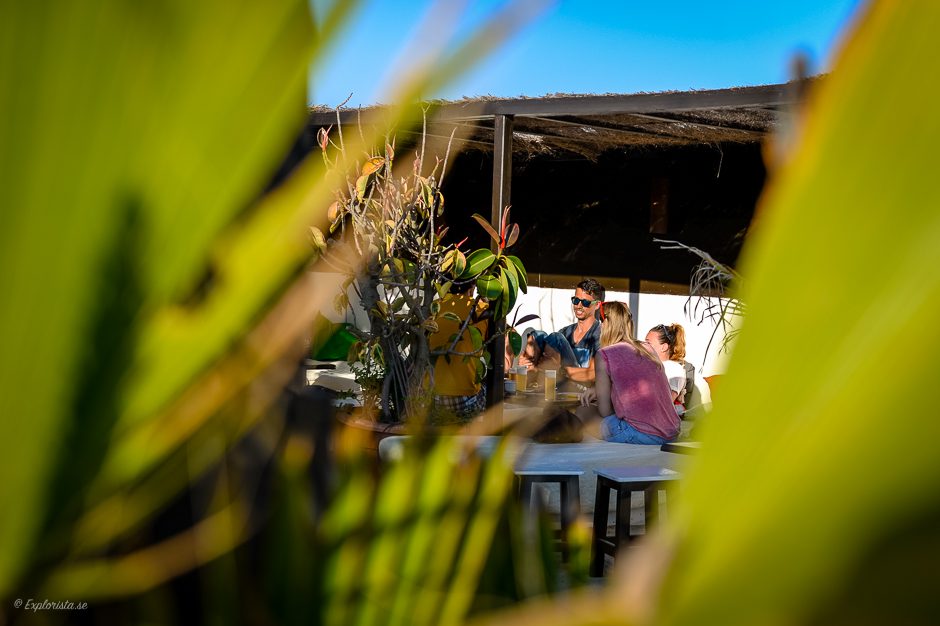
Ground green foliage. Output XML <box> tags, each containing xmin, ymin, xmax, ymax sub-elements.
<box><xmin>317</xmin><ymin>134</ymin><xmax>528</xmax><ymax>421</ymax></box>
<box><xmin>481</xmin><ymin>2</ymin><xmax>940</xmax><ymax>625</ymax></box>
<box><xmin>659</xmin><ymin>4</ymin><xmax>940</xmax><ymax>621</ymax></box>
<box><xmin>0</xmin><ymin>0</ymin><xmax>556</xmax><ymax>621</ymax></box>
<box><xmin>0</xmin><ymin>0</ymin><xmax>328</xmax><ymax>598</ymax></box>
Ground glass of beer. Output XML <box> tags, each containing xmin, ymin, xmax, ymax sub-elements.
<box><xmin>516</xmin><ymin>366</ymin><xmax>528</xmax><ymax>391</ymax></box>
<box><xmin>544</xmin><ymin>369</ymin><xmax>557</xmax><ymax>401</ymax></box>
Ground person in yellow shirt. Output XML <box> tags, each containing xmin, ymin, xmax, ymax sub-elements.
<box><xmin>429</xmin><ymin>285</ymin><xmax>490</xmax><ymax>422</ymax></box>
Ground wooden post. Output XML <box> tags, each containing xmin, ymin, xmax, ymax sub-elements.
<box><xmin>629</xmin><ymin>278</ymin><xmax>640</xmax><ymax>338</ymax></box>
<box><xmin>640</xmin><ymin>176</ymin><xmax>669</xmax><ymax>338</ymax></box>
<box><xmin>487</xmin><ymin>115</ymin><xmax>513</xmax><ymax>415</ymax></box>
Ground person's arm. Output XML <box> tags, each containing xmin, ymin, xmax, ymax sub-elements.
<box><xmin>563</xmin><ymin>356</ymin><xmax>595</xmax><ymax>384</ymax></box>
<box><xmin>594</xmin><ymin>352</ymin><xmax>613</xmax><ymax>417</ymax></box>
<box><xmin>517</xmin><ymin>333</ymin><xmax>543</xmax><ymax>370</ymax></box>
<box><xmin>664</xmin><ymin>361</ymin><xmax>685</xmax><ymax>403</ymax></box>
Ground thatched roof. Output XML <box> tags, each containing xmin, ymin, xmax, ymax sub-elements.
<box><xmin>307</xmin><ymin>81</ymin><xmax>806</xmax><ymax>160</ymax></box>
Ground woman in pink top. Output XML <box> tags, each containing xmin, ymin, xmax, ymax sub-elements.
<box><xmin>578</xmin><ymin>302</ymin><xmax>680</xmax><ymax>444</ymax></box>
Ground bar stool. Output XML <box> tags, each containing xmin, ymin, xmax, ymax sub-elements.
<box><xmin>590</xmin><ymin>466</ymin><xmax>680</xmax><ymax>576</ymax></box>
<box><xmin>515</xmin><ymin>468</ymin><xmax>583</xmax><ymax>557</ymax></box>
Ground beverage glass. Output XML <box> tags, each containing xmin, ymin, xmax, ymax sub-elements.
<box><xmin>516</xmin><ymin>366</ymin><xmax>528</xmax><ymax>391</ymax></box>
<box><xmin>544</xmin><ymin>369</ymin><xmax>557</xmax><ymax>401</ymax></box>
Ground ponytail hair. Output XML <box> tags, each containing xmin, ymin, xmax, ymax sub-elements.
<box><xmin>651</xmin><ymin>323</ymin><xmax>686</xmax><ymax>361</ymax></box>
<box><xmin>600</xmin><ymin>302</ymin><xmax>660</xmax><ymax>365</ymax></box>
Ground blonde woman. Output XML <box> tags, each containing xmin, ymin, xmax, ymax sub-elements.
<box><xmin>578</xmin><ymin>302</ymin><xmax>680</xmax><ymax>444</ymax></box>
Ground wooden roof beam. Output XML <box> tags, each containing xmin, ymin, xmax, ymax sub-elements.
<box><xmin>307</xmin><ymin>82</ymin><xmax>798</xmax><ymax>126</ymax></box>
<box><xmin>621</xmin><ymin>112</ymin><xmax>767</xmax><ymax>136</ymax></box>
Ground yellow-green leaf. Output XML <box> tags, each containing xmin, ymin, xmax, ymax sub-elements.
<box><xmin>356</xmin><ymin>174</ymin><xmax>369</xmax><ymax>201</ymax></box>
<box><xmin>462</xmin><ymin>249</ymin><xmax>496</xmax><ymax>278</ymax></box>
<box><xmin>361</xmin><ymin>156</ymin><xmax>385</xmax><ymax>176</ymax></box>
<box><xmin>476</xmin><ymin>276</ymin><xmax>501</xmax><ymax>301</ymax></box>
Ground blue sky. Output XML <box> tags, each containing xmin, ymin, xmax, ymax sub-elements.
<box><xmin>309</xmin><ymin>0</ymin><xmax>864</xmax><ymax>107</ymax></box>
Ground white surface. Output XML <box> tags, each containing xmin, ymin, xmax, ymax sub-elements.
<box><xmin>305</xmin><ymin>360</ymin><xmax>360</xmax><ymax>394</ymax></box>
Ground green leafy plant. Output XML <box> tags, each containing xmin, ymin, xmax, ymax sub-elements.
<box><xmin>656</xmin><ymin>237</ymin><xmax>745</xmax><ymax>359</ymax></box>
<box><xmin>314</xmin><ymin>126</ymin><xmax>529</xmax><ymax>422</ymax></box>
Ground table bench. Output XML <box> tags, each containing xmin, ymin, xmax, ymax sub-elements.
<box><xmin>590</xmin><ymin>465</ymin><xmax>681</xmax><ymax>576</ymax></box>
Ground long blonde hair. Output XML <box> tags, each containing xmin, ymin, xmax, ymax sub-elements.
<box><xmin>599</xmin><ymin>301</ymin><xmax>660</xmax><ymax>365</ymax></box>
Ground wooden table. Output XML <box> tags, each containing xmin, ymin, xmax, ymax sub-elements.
<box><xmin>660</xmin><ymin>441</ymin><xmax>701</xmax><ymax>455</ymax></box>
<box><xmin>504</xmin><ymin>388</ymin><xmax>582</xmax><ymax>407</ymax></box>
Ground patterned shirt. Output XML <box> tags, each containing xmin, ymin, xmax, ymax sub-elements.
<box><xmin>560</xmin><ymin>319</ymin><xmax>602</xmax><ymax>368</ymax></box>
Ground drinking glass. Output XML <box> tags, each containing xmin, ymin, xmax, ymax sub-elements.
<box><xmin>544</xmin><ymin>369</ymin><xmax>557</xmax><ymax>401</ymax></box>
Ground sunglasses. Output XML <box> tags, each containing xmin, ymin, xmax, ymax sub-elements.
<box><xmin>653</xmin><ymin>324</ymin><xmax>675</xmax><ymax>341</ymax></box>
<box><xmin>570</xmin><ymin>296</ymin><xmax>597</xmax><ymax>307</ymax></box>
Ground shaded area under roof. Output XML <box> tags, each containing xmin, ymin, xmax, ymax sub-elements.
<box><xmin>294</xmin><ymin>82</ymin><xmax>812</xmax><ymax>294</ymax></box>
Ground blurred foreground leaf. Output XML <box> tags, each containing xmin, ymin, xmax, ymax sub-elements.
<box><xmin>662</xmin><ymin>2</ymin><xmax>940</xmax><ymax>623</ymax></box>
<box><xmin>480</xmin><ymin>1</ymin><xmax>940</xmax><ymax>625</ymax></box>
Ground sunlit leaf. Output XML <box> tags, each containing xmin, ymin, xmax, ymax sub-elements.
<box><xmin>506</xmin><ymin>222</ymin><xmax>520</xmax><ymax>248</ymax></box>
<box><xmin>507</xmin><ymin>254</ymin><xmax>527</xmax><ymax>292</ymax></box>
<box><xmin>441</xmin><ymin>249</ymin><xmax>456</xmax><ymax>272</ymax></box>
<box><xmin>468</xmin><ymin>326</ymin><xmax>484</xmax><ymax>352</ymax></box>
<box><xmin>508</xmin><ymin>329</ymin><xmax>522</xmax><ymax>356</ymax></box>
<box><xmin>476</xmin><ymin>275</ymin><xmax>502</xmax><ymax>301</ymax></box>
<box><xmin>361</xmin><ymin>156</ymin><xmax>385</xmax><ymax>176</ymax></box>
<box><xmin>309</xmin><ymin>226</ymin><xmax>327</xmax><ymax>253</ymax></box>
<box><xmin>356</xmin><ymin>174</ymin><xmax>369</xmax><ymax>200</ymax></box>
<box><xmin>471</xmin><ymin>213</ymin><xmax>500</xmax><ymax>244</ymax></box>
<box><xmin>499</xmin><ymin>206</ymin><xmax>511</xmax><ymax>242</ymax></box>
<box><xmin>436</xmin><ymin>281</ymin><xmax>452</xmax><ymax>300</ymax></box>
<box><xmin>462</xmin><ymin>249</ymin><xmax>496</xmax><ymax>278</ymax></box>
<box><xmin>327</xmin><ymin>201</ymin><xmax>341</xmax><ymax>222</ymax></box>
<box><xmin>453</xmin><ymin>249</ymin><xmax>467</xmax><ymax>277</ymax></box>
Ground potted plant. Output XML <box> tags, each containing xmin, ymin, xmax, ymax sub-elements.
<box><xmin>310</xmin><ymin>123</ymin><xmax>528</xmax><ymax>425</ymax></box>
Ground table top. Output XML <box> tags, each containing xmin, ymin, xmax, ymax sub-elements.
<box><xmin>660</xmin><ymin>441</ymin><xmax>701</xmax><ymax>455</ymax></box>
<box><xmin>594</xmin><ymin>465</ymin><xmax>681</xmax><ymax>482</ymax></box>
<box><xmin>505</xmin><ymin>389</ymin><xmax>581</xmax><ymax>406</ymax></box>
<box><xmin>515</xmin><ymin>468</ymin><xmax>584</xmax><ymax>476</ymax></box>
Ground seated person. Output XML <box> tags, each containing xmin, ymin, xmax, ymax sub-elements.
<box><xmin>645</xmin><ymin>323</ymin><xmax>696</xmax><ymax>416</ymax></box>
<box><xmin>428</xmin><ymin>284</ymin><xmax>489</xmax><ymax>422</ymax></box>
<box><xmin>518</xmin><ymin>278</ymin><xmax>605</xmax><ymax>386</ymax></box>
<box><xmin>576</xmin><ymin>301</ymin><xmax>680</xmax><ymax>444</ymax></box>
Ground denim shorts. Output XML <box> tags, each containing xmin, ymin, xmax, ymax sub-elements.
<box><xmin>600</xmin><ymin>414</ymin><xmax>668</xmax><ymax>445</ymax></box>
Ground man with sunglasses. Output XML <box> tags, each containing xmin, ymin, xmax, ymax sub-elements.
<box><xmin>518</xmin><ymin>278</ymin><xmax>605</xmax><ymax>386</ymax></box>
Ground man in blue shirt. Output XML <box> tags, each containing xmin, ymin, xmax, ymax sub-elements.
<box><xmin>518</xmin><ymin>278</ymin><xmax>605</xmax><ymax>386</ymax></box>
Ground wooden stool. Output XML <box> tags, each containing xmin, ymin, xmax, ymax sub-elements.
<box><xmin>590</xmin><ymin>466</ymin><xmax>680</xmax><ymax>576</ymax></box>
<box><xmin>516</xmin><ymin>469</ymin><xmax>583</xmax><ymax>557</ymax></box>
